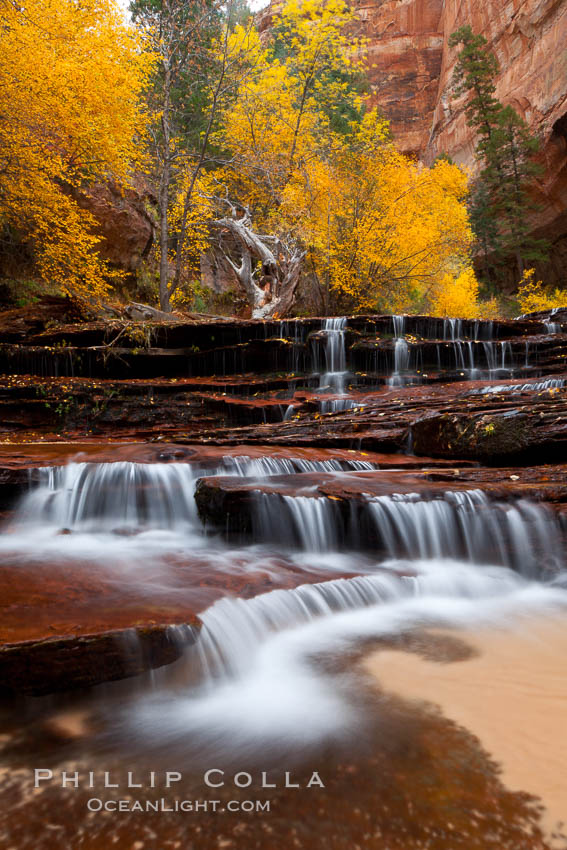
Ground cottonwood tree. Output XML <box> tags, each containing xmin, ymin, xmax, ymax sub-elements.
<box><xmin>281</xmin><ymin>111</ymin><xmax>476</xmax><ymax>314</ymax></box>
<box><xmin>185</xmin><ymin>0</ymin><xmax>475</xmax><ymax>318</ymax></box>
<box><xmin>205</xmin><ymin>0</ymin><xmax>366</xmax><ymax>316</ymax></box>
<box><xmin>0</xmin><ymin>0</ymin><xmax>152</xmax><ymax>298</ymax></box>
<box><xmin>131</xmin><ymin>0</ymin><xmax>257</xmax><ymax>311</ymax></box>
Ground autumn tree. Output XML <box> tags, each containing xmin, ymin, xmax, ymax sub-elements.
<box><xmin>449</xmin><ymin>25</ymin><xmax>548</xmax><ymax>279</ymax></box>
<box><xmin>0</xmin><ymin>0</ymin><xmax>153</xmax><ymax>299</ymax></box>
<box><xmin>132</xmin><ymin>0</ymin><xmax>259</xmax><ymax>311</ymax></box>
<box><xmin>162</xmin><ymin>0</ymin><xmax>476</xmax><ymax>318</ymax></box>
<box><xmin>516</xmin><ymin>268</ymin><xmax>567</xmax><ymax>315</ymax></box>
<box><xmin>206</xmin><ymin>0</ymin><xmax>368</xmax><ymax>317</ymax></box>
<box><xmin>281</xmin><ymin>112</ymin><xmax>476</xmax><ymax>314</ymax></box>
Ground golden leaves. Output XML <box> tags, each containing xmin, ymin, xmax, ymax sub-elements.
<box><xmin>517</xmin><ymin>268</ymin><xmax>567</xmax><ymax>315</ymax></box>
<box><xmin>0</xmin><ymin>0</ymin><xmax>154</xmax><ymax>299</ymax></box>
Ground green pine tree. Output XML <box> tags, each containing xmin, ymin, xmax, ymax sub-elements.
<box><xmin>449</xmin><ymin>25</ymin><xmax>548</xmax><ymax>278</ymax></box>
<box><xmin>467</xmin><ymin>178</ymin><xmax>502</xmax><ymax>287</ymax></box>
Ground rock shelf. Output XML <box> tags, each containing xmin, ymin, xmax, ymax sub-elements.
<box><xmin>0</xmin><ymin>306</ymin><xmax>566</xmax><ymax>693</ymax></box>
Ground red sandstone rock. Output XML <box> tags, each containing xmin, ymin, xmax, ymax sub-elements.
<box><xmin>74</xmin><ymin>179</ymin><xmax>155</xmax><ymax>274</ymax></box>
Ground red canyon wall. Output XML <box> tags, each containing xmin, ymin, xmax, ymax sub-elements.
<box><xmin>351</xmin><ymin>0</ymin><xmax>567</xmax><ymax>281</ymax></box>
<box><xmin>351</xmin><ymin>0</ymin><xmax>445</xmax><ymax>155</ymax></box>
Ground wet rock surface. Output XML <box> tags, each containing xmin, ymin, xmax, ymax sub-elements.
<box><xmin>0</xmin><ymin>309</ymin><xmax>566</xmax><ymax>694</ymax></box>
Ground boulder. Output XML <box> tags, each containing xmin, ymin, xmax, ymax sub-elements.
<box><xmin>412</xmin><ymin>411</ymin><xmax>533</xmax><ymax>460</ymax></box>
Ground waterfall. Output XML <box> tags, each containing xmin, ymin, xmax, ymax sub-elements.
<box><xmin>443</xmin><ymin>318</ymin><xmax>462</xmax><ymax>340</ymax></box>
<box><xmin>367</xmin><ymin>491</ymin><xmax>562</xmax><ymax>578</ymax></box>
<box><xmin>221</xmin><ymin>455</ymin><xmax>377</xmax><ymax>476</ymax></box>
<box><xmin>14</xmin><ymin>462</ymin><xmax>201</xmax><ymax>532</ymax></box>
<box><xmin>194</xmin><ymin>572</ymin><xmax>422</xmax><ymax>681</ymax></box>
<box><xmin>545</xmin><ymin>322</ymin><xmax>561</xmax><ymax>333</ymax></box>
<box><xmin>8</xmin><ymin>457</ymin><xmax>380</xmax><ymax>536</ymax></box>
<box><xmin>391</xmin><ymin>315</ymin><xmax>405</xmax><ymax>338</ymax></box>
<box><xmin>283</xmin><ymin>404</ymin><xmax>295</xmax><ymax>420</ymax></box>
<box><xmin>253</xmin><ymin>489</ymin><xmax>564</xmax><ymax>577</ymax></box>
<box><xmin>319</xmin><ymin>317</ymin><xmax>348</xmax><ymax>394</ymax></box>
<box><xmin>388</xmin><ymin>338</ymin><xmax>411</xmax><ymax>386</ymax></box>
<box><xmin>130</xmin><ymin>559</ymin><xmax>566</xmax><ymax>755</ymax></box>
<box><xmin>319</xmin><ymin>398</ymin><xmax>359</xmax><ymax>414</ymax></box>
<box><xmin>388</xmin><ymin>315</ymin><xmax>411</xmax><ymax>387</ymax></box>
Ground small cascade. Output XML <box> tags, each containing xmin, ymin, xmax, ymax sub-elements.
<box><xmin>221</xmin><ymin>455</ymin><xmax>377</xmax><ymax>476</ymax></box>
<box><xmin>253</xmin><ymin>489</ymin><xmax>564</xmax><ymax>577</ymax></box>
<box><xmin>545</xmin><ymin>322</ymin><xmax>561</xmax><ymax>333</ymax></box>
<box><xmin>283</xmin><ymin>404</ymin><xmax>295</xmax><ymax>420</ymax></box>
<box><xmin>319</xmin><ymin>317</ymin><xmax>348</xmax><ymax>393</ymax></box>
<box><xmin>388</xmin><ymin>338</ymin><xmax>411</xmax><ymax>386</ymax></box>
<box><xmin>367</xmin><ymin>491</ymin><xmax>562</xmax><ymax>577</ymax></box>
<box><xmin>388</xmin><ymin>315</ymin><xmax>412</xmax><ymax>387</ymax></box>
<box><xmin>319</xmin><ymin>398</ymin><xmax>359</xmax><ymax>414</ymax></box>
<box><xmin>443</xmin><ymin>318</ymin><xmax>462</xmax><ymax>340</ymax></box>
<box><xmin>9</xmin><ymin>457</ymin><xmax>381</xmax><ymax>537</ymax></box>
<box><xmin>194</xmin><ymin>572</ymin><xmax>414</xmax><ymax>681</ymax></box>
<box><xmin>470</xmin><ymin>377</ymin><xmax>566</xmax><ymax>395</ymax></box>
<box><xmin>132</xmin><ymin>560</ymin><xmax>566</xmax><ymax>755</ymax></box>
<box><xmin>14</xmin><ymin>462</ymin><xmax>201</xmax><ymax>532</ymax></box>
<box><xmin>440</xmin><ymin>333</ymin><xmax>522</xmax><ymax>380</ymax></box>
<box><xmin>482</xmin><ymin>340</ymin><xmax>513</xmax><ymax>376</ymax></box>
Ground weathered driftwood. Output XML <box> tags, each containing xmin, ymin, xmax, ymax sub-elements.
<box><xmin>214</xmin><ymin>216</ymin><xmax>305</xmax><ymax>319</ymax></box>
<box><xmin>123</xmin><ymin>301</ymin><xmax>182</xmax><ymax>322</ymax></box>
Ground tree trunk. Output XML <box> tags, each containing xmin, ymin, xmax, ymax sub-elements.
<box><xmin>214</xmin><ymin>217</ymin><xmax>304</xmax><ymax>318</ymax></box>
<box><xmin>158</xmin><ymin>163</ymin><xmax>171</xmax><ymax>312</ymax></box>
<box><xmin>159</xmin><ymin>60</ymin><xmax>172</xmax><ymax>313</ymax></box>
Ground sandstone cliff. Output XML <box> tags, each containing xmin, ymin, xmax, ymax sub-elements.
<box><xmin>351</xmin><ymin>0</ymin><xmax>567</xmax><ymax>282</ymax></box>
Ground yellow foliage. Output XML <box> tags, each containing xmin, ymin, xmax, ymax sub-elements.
<box><xmin>0</xmin><ymin>0</ymin><xmax>154</xmax><ymax>298</ymax></box>
<box><xmin>516</xmin><ymin>269</ymin><xmax>567</xmax><ymax>314</ymax></box>
<box><xmin>430</xmin><ymin>268</ymin><xmax>480</xmax><ymax>319</ymax></box>
<box><xmin>215</xmin><ymin>0</ymin><xmax>364</xmax><ymax>212</ymax></box>
<box><xmin>282</xmin><ymin>118</ymin><xmax>474</xmax><ymax>312</ymax></box>
<box><xmin>476</xmin><ymin>296</ymin><xmax>500</xmax><ymax>320</ymax></box>
<box><xmin>211</xmin><ymin>0</ymin><xmax>476</xmax><ymax>314</ymax></box>
<box><xmin>168</xmin><ymin>172</ymin><xmax>217</xmax><ymax>307</ymax></box>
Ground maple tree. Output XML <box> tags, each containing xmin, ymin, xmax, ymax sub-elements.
<box><xmin>0</xmin><ymin>0</ymin><xmax>153</xmax><ymax>299</ymax></box>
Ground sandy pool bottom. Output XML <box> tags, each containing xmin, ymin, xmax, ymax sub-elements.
<box><xmin>365</xmin><ymin>616</ymin><xmax>567</xmax><ymax>836</ymax></box>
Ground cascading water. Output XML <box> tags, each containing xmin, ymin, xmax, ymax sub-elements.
<box><xmin>377</xmin><ymin>315</ymin><xmax>534</xmax><ymax>384</ymax></box>
<box><xmin>388</xmin><ymin>315</ymin><xmax>411</xmax><ymax>387</ymax></box>
<box><xmin>470</xmin><ymin>377</ymin><xmax>566</xmax><ymax>394</ymax></box>
<box><xmin>129</xmin><ymin>557</ymin><xmax>566</xmax><ymax>757</ymax></box>
<box><xmin>443</xmin><ymin>318</ymin><xmax>462</xmax><ymax>340</ymax></box>
<box><xmin>366</xmin><ymin>490</ymin><xmax>563</xmax><ymax>578</ymax></box>
<box><xmin>4</xmin><ymin>310</ymin><xmax>567</xmax><ymax>849</ymax></box>
<box><xmin>3</xmin><ymin>456</ymin><xmax>380</xmax><ymax>558</ymax></box>
<box><xmin>17</xmin><ymin>462</ymin><xmax>201</xmax><ymax>532</ymax></box>
<box><xmin>278</xmin><ymin>313</ymin><xmax>551</xmax><ymax>406</ymax></box>
<box><xmin>117</xmin><ymin>471</ymin><xmax>567</xmax><ymax>762</ymax></box>
<box><xmin>252</xmin><ymin>488</ymin><xmax>564</xmax><ymax>577</ymax></box>
<box><xmin>3</xmin><ymin>454</ymin><xmax>567</xmax><ymax>770</ymax></box>
<box><xmin>319</xmin><ymin>317</ymin><xmax>348</xmax><ymax>394</ymax></box>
